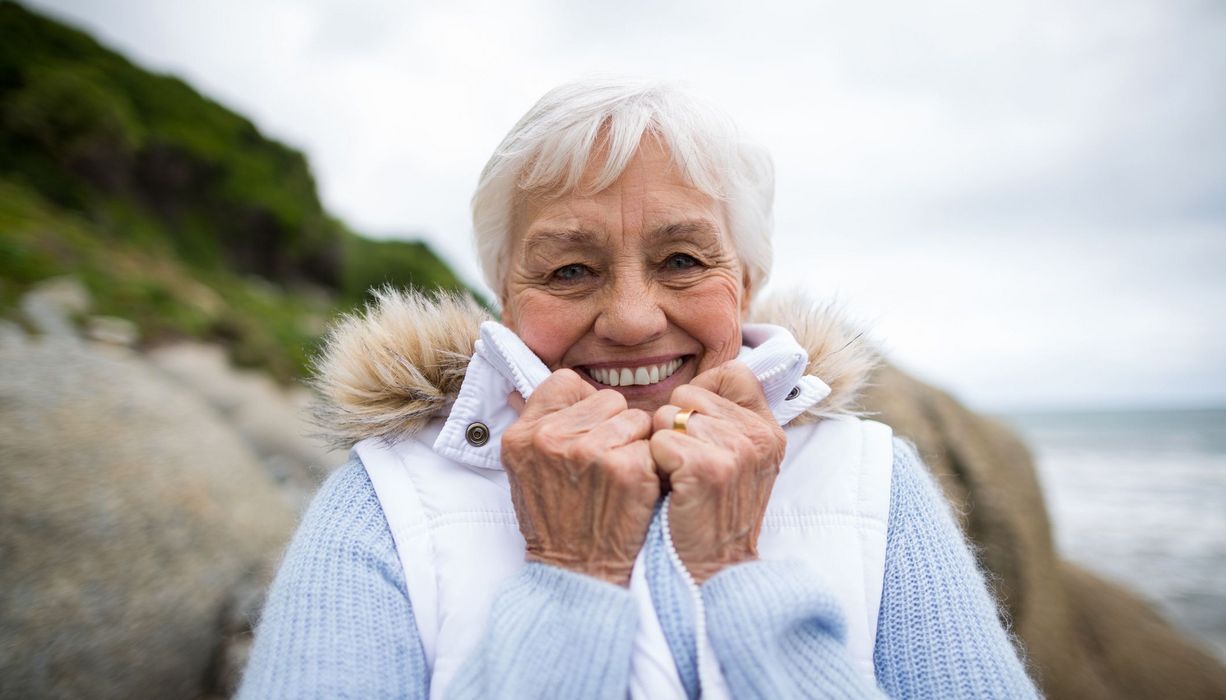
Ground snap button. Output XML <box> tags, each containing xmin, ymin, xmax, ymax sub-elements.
<box><xmin>786</xmin><ymin>386</ymin><xmax>801</xmax><ymax>401</ymax></box>
<box><xmin>465</xmin><ymin>422</ymin><xmax>490</xmax><ymax>447</ymax></box>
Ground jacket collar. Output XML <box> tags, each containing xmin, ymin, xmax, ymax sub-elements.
<box><xmin>433</xmin><ymin>321</ymin><xmax>830</xmax><ymax>471</ymax></box>
<box><xmin>311</xmin><ymin>288</ymin><xmax>880</xmax><ymax>451</ymax></box>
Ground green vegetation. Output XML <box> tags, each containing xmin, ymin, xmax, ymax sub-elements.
<box><xmin>0</xmin><ymin>1</ymin><xmax>475</xmax><ymax>380</ymax></box>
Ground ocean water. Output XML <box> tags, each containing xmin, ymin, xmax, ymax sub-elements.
<box><xmin>997</xmin><ymin>408</ymin><xmax>1226</xmax><ymax>661</ymax></box>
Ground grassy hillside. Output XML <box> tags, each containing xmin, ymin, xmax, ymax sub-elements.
<box><xmin>0</xmin><ymin>1</ymin><xmax>474</xmax><ymax>380</ymax></box>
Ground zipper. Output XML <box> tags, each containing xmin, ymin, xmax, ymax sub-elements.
<box><xmin>754</xmin><ymin>358</ymin><xmax>792</xmax><ymax>385</ymax></box>
<box><xmin>659</xmin><ymin>493</ymin><xmax>712</xmax><ymax>698</ymax></box>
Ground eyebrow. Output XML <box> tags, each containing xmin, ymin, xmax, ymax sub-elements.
<box><xmin>521</xmin><ymin>218</ymin><xmax>722</xmax><ymax>254</ymax></box>
<box><xmin>649</xmin><ymin>219</ymin><xmax>722</xmax><ymax>244</ymax></box>
<box><xmin>521</xmin><ymin>228</ymin><xmax>600</xmax><ymax>255</ymax></box>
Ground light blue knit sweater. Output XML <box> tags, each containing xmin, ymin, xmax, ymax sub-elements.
<box><xmin>239</xmin><ymin>440</ymin><xmax>1039</xmax><ymax>698</ymax></box>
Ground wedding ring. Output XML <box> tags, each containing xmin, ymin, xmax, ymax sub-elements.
<box><xmin>672</xmin><ymin>408</ymin><xmax>696</xmax><ymax>433</ymax></box>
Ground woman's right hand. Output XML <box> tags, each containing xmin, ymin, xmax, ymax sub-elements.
<box><xmin>501</xmin><ymin>369</ymin><xmax>659</xmax><ymax>587</ymax></box>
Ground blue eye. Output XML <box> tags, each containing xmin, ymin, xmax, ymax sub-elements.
<box><xmin>552</xmin><ymin>264</ymin><xmax>590</xmax><ymax>282</ymax></box>
<box><xmin>665</xmin><ymin>254</ymin><xmax>698</xmax><ymax>270</ymax></box>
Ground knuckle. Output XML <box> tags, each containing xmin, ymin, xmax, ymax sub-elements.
<box><xmin>652</xmin><ymin>406</ymin><xmax>674</xmax><ymax>431</ymax></box>
<box><xmin>771</xmin><ymin>425</ymin><xmax>787</xmax><ymax>449</ymax></box>
<box><xmin>730</xmin><ymin>432</ymin><xmax>755</xmax><ymax>456</ymax></box>
<box><xmin>754</xmin><ymin>424</ymin><xmax>787</xmax><ymax>455</ymax></box>
<box><xmin>670</xmin><ymin>384</ymin><xmax>702</xmax><ymax>407</ymax></box>
<box><xmin>595</xmin><ymin>388</ymin><xmax>628</xmax><ymax>410</ymax></box>
<box><xmin>502</xmin><ymin>421</ymin><xmax>524</xmax><ymax>444</ymax></box>
<box><xmin>542</xmin><ymin>368</ymin><xmax>591</xmax><ymax>399</ymax></box>
<box><xmin>530</xmin><ymin>424</ymin><xmax>561</xmax><ymax>455</ymax></box>
<box><xmin>560</xmin><ymin>436</ymin><xmax>597</xmax><ymax>464</ymax></box>
<box><xmin>649</xmin><ymin>429</ymin><xmax>670</xmax><ymax>449</ymax></box>
<box><xmin>536</xmin><ymin>370</ymin><xmax>567</xmax><ymax>394</ymax></box>
<box><xmin>502</xmin><ymin>422</ymin><xmax>532</xmax><ymax>453</ymax></box>
<box><xmin>606</xmin><ymin>461</ymin><xmax>641</xmax><ymax>488</ymax></box>
<box><xmin>707</xmin><ymin>453</ymin><xmax>739</xmax><ymax>482</ymax></box>
<box><xmin>623</xmin><ymin>408</ymin><xmax>651</xmax><ymax>430</ymax></box>
<box><xmin>501</xmin><ymin>433</ymin><xmax>524</xmax><ymax>457</ymax></box>
<box><xmin>744</xmin><ymin>413</ymin><xmax>780</xmax><ymax>439</ymax></box>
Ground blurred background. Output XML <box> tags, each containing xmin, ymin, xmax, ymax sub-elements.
<box><xmin>1</xmin><ymin>0</ymin><xmax>1223</xmax><ymax>697</ymax></box>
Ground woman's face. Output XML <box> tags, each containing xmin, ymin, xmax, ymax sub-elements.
<box><xmin>502</xmin><ymin>138</ymin><xmax>749</xmax><ymax>412</ymax></box>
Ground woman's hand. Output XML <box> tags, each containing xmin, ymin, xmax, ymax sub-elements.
<box><xmin>650</xmin><ymin>362</ymin><xmax>787</xmax><ymax>584</ymax></box>
<box><xmin>501</xmin><ymin>369</ymin><xmax>660</xmax><ymax>587</ymax></box>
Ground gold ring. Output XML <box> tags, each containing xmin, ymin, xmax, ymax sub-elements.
<box><xmin>672</xmin><ymin>408</ymin><xmax>696</xmax><ymax>433</ymax></box>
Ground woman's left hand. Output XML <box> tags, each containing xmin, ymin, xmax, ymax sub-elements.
<box><xmin>650</xmin><ymin>362</ymin><xmax>787</xmax><ymax>584</ymax></box>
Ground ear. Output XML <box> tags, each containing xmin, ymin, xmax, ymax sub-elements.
<box><xmin>739</xmin><ymin>272</ymin><xmax>753</xmax><ymax>320</ymax></box>
<box><xmin>500</xmin><ymin>299</ymin><xmax>513</xmax><ymax>328</ymax></box>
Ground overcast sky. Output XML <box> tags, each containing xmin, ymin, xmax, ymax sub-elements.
<box><xmin>25</xmin><ymin>0</ymin><xmax>1226</xmax><ymax>411</ymax></box>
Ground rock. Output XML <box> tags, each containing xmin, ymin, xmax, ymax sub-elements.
<box><xmin>0</xmin><ymin>336</ymin><xmax>296</xmax><ymax>699</ymax></box>
<box><xmin>85</xmin><ymin>315</ymin><xmax>139</xmax><ymax>347</ymax></box>
<box><xmin>19</xmin><ymin>276</ymin><xmax>91</xmax><ymax>339</ymax></box>
<box><xmin>0</xmin><ymin>318</ymin><xmax>25</xmax><ymax>346</ymax></box>
<box><xmin>862</xmin><ymin>364</ymin><xmax>1226</xmax><ymax>699</ymax></box>
<box><xmin>148</xmin><ymin>342</ymin><xmax>347</xmax><ymax>506</ymax></box>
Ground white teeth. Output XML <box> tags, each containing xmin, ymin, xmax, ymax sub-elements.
<box><xmin>587</xmin><ymin>358</ymin><xmax>686</xmax><ymax>387</ymax></box>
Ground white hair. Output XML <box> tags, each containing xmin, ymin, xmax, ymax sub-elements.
<box><xmin>472</xmin><ymin>77</ymin><xmax>775</xmax><ymax>300</ymax></box>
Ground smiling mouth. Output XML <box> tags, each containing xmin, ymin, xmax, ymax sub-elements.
<box><xmin>585</xmin><ymin>358</ymin><xmax>685</xmax><ymax>387</ymax></box>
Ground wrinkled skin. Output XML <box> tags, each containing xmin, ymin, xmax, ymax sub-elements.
<box><xmin>501</xmin><ymin>371</ymin><xmax>659</xmax><ymax>586</ymax></box>
<box><xmin>651</xmin><ymin>363</ymin><xmax>786</xmax><ymax>583</ymax></box>
<box><xmin>500</xmin><ymin>137</ymin><xmax>787</xmax><ymax>586</ymax></box>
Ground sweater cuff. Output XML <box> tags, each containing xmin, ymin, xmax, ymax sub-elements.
<box><xmin>700</xmin><ymin>560</ymin><xmax>870</xmax><ymax>696</ymax></box>
<box><xmin>510</xmin><ymin>561</ymin><xmax>637</xmax><ymax>614</ymax></box>
<box><xmin>482</xmin><ymin>562</ymin><xmax>639</xmax><ymax>697</ymax></box>
<box><xmin>702</xmin><ymin>559</ymin><xmax>847</xmax><ymax>643</ymax></box>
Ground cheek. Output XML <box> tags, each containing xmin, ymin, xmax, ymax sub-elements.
<box><xmin>679</xmin><ymin>276</ymin><xmax>745</xmax><ymax>370</ymax></box>
<box><xmin>504</xmin><ymin>292</ymin><xmax>591</xmax><ymax>369</ymax></box>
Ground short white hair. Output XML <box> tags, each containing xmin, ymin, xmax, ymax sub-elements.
<box><xmin>472</xmin><ymin>77</ymin><xmax>775</xmax><ymax>300</ymax></box>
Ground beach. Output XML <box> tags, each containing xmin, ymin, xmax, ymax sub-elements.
<box><xmin>1000</xmin><ymin>408</ymin><xmax>1226</xmax><ymax>661</ymax></box>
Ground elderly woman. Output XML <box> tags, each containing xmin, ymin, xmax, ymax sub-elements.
<box><xmin>240</xmin><ymin>79</ymin><xmax>1038</xmax><ymax>698</ymax></box>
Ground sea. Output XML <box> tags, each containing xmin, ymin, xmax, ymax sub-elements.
<box><xmin>996</xmin><ymin>407</ymin><xmax>1226</xmax><ymax>662</ymax></box>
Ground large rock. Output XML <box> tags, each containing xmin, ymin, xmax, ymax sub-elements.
<box><xmin>0</xmin><ymin>337</ymin><xmax>296</xmax><ymax>699</ymax></box>
<box><xmin>862</xmin><ymin>364</ymin><xmax>1226</xmax><ymax>699</ymax></box>
<box><xmin>149</xmin><ymin>342</ymin><xmax>346</xmax><ymax>509</ymax></box>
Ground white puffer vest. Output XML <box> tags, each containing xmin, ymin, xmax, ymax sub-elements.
<box><xmin>356</xmin><ymin>322</ymin><xmax>894</xmax><ymax>698</ymax></box>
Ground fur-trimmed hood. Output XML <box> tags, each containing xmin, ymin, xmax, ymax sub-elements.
<box><xmin>311</xmin><ymin>288</ymin><xmax>879</xmax><ymax>449</ymax></box>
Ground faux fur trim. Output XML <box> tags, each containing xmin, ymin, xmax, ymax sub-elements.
<box><xmin>750</xmin><ymin>292</ymin><xmax>880</xmax><ymax>425</ymax></box>
<box><xmin>311</xmin><ymin>287</ymin><xmax>879</xmax><ymax>448</ymax></box>
<box><xmin>310</xmin><ymin>288</ymin><xmax>491</xmax><ymax>450</ymax></box>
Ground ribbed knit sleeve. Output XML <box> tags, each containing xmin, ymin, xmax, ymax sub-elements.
<box><xmin>237</xmin><ymin>459</ymin><xmax>430</xmax><ymax>699</ymax></box>
<box><xmin>873</xmin><ymin>440</ymin><xmax>1039</xmax><ymax>698</ymax></box>
<box><xmin>447</xmin><ymin>563</ymin><xmax>639</xmax><ymax>699</ymax></box>
<box><xmin>697</xmin><ymin>439</ymin><xmax>1040</xmax><ymax>698</ymax></box>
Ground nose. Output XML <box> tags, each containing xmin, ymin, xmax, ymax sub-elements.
<box><xmin>593</xmin><ymin>275</ymin><xmax>667</xmax><ymax>347</ymax></box>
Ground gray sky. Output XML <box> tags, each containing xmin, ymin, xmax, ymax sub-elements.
<box><xmin>25</xmin><ymin>0</ymin><xmax>1226</xmax><ymax>411</ymax></box>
